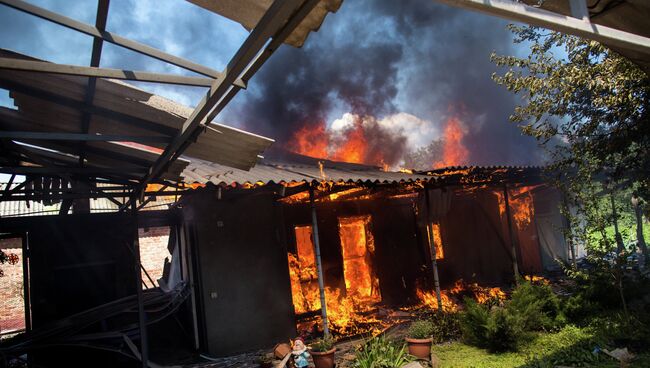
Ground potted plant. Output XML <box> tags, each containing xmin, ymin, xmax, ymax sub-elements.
<box><xmin>405</xmin><ymin>320</ymin><xmax>434</xmax><ymax>359</ymax></box>
<box><xmin>256</xmin><ymin>353</ymin><xmax>274</xmax><ymax>368</ymax></box>
<box><xmin>310</xmin><ymin>335</ymin><xmax>336</xmax><ymax>368</ymax></box>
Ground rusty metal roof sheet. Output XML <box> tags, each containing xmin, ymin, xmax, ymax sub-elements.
<box><xmin>182</xmin><ymin>148</ymin><xmax>430</xmax><ymax>186</ymax></box>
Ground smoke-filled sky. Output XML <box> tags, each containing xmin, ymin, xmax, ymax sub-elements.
<box><xmin>0</xmin><ymin>0</ymin><xmax>546</xmax><ymax>169</ymax></box>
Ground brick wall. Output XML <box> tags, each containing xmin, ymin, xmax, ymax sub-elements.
<box><xmin>0</xmin><ymin>227</ymin><xmax>171</xmax><ymax>333</ymax></box>
<box><xmin>0</xmin><ymin>238</ymin><xmax>25</xmax><ymax>334</ymax></box>
<box><xmin>138</xmin><ymin>227</ymin><xmax>171</xmax><ymax>288</ymax></box>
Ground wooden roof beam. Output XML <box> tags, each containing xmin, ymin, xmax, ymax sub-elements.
<box><xmin>0</xmin><ymin>58</ymin><xmax>216</xmax><ymax>87</ymax></box>
<box><xmin>0</xmin><ymin>131</ymin><xmax>171</xmax><ymax>143</ymax></box>
<box><xmin>0</xmin><ymin>0</ymin><xmax>245</xmax><ymax>87</ymax></box>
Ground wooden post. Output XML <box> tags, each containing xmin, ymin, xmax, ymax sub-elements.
<box><xmin>503</xmin><ymin>184</ymin><xmax>520</xmax><ymax>283</ymax></box>
<box><xmin>424</xmin><ymin>188</ymin><xmax>443</xmax><ymax>310</ymax></box>
<box><xmin>309</xmin><ymin>185</ymin><xmax>330</xmax><ymax>337</ymax></box>
<box><xmin>131</xmin><ymin>197</ymin><xmax>149</xmax><ymax>367</ymax></box>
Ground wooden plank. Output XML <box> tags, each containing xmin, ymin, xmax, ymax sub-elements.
<box><xmin>0</xmin><ymin>131</ymin><xmax>171</xmax><ymax>143</ymax></box>
<box><xmin>0</xmin><ymin>58</ymin><xmax>215</xmax><ymax>87</ymax></box>
<box><xmin>140</xmin><ymin>0</ymin><xmax>313</xmax><ymax>192</ymax></box>
<box><xmin>0</xmin><ymin>0</ymin><xmax>248</xmax><ymax>86</ymax></box>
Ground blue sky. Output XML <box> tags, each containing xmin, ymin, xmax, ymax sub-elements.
<box><xmin>0</xmin><ymin>0</ymin><xmax>546</xmax><ymax>170</ymax></box>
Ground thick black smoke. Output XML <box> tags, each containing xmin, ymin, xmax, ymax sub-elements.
<box><xmin>225</xmin><ymin>0</ymin><xmax>545</xmax><ymax>167</ymax></box>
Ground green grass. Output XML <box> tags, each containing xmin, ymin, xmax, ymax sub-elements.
<box><xmin>431</xmin><ymin>325</ymin><xmax>650</xmax><ymax>368</ymax></box>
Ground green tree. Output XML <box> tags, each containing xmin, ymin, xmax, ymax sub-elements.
<box><xmin>491</xmin><ymin>25</ymin><xmax>649</xmax><ymax>201</ymax></box>
<box><xmin>491</xmin><ymin>26</ymin><xmax>650</xmax><ymax>314</ymax></box>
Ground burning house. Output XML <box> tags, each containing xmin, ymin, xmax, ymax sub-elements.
<box><xmin>177</xmin><ymin>148</ymin><xmax>572</xmax><ymax>356</ymax></box>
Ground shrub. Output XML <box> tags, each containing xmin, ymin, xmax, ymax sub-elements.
<box><xmin>407</xmin><ymin>320</ymin><xmax>434</xmax><ymax>339</ymax></box>
<box><xmin>485</xmin><ymin>306</ymin><xmax>523</xmax><ymax>352</ymax></box>
<box><xmin>311</xmin><ymin>335</ymin><xmax>334</xmax><ymax>352</ymax></box>
<box><xmin>509</xmin><ymin>280</ymin><xmax>565</xmax><ymax>331</ymax></box>
<box><xmin>460</xmin><ymin>298</ymin><xmax>490</xmax><ymax>347</ymax></box>
<box><xmin>461</xmin><ymin>299</ymin><xmax>524</xmax><ymax>352</ymax></box>
<box><xmin>430</xmin><ymin>310</ymin><xmax>462</xmax><ymax>343</ymax></box>
<box><xmin>353</xmin><ymin>336</ymin><xmax>412</xmax><ymax>368</ymax></box>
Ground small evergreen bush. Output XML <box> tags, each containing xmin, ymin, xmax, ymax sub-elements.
<box><xmin>509</xmin><ymin>280</ymin><xmax>565</xmax><ymax>331</ymax></box>
<box><xmin>460</xmin><ymin>298</ymin><xmax>490</xmax><ymax>347</ymax></box>
<box><xmin>485</xmin><ymin>306</ymin><xmax>523</xmax><ymax>352</ymax></box>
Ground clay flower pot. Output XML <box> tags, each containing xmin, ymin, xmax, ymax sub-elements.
<box><xmin>405</xmin><ymin>337</ymin><xmax>433</xmax><ymax>360</ymax></box>
<box><xmin>311</xmin><ymin>347</ymin><xmax>336</xmax><ymax>368</ymax></box>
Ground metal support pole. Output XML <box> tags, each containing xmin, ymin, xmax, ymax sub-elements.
<box><xmin>21</xmin><ymin>232</ymin><xmax>31</xmax><ymax>333</ymax></box>
<box><xmin>424</xmin><ymin>188</ymin><xmax>443</xmax><ymax>310</ymax></box>
<box><xmin>309</xmin><ymin>185</ymin><xmax>329</xmax><ymax>337</ymax></box>
<box><xmin>503</xmin><ymin>184</ymin><xmax>520</xmax><ymax>283</ymax></box>
<box><xmin>131</xmin><ymin>197</ymin><xmax>149</xmax><ymax>367</ymax></box>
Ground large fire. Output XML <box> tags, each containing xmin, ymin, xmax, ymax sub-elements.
<box><xmin>288</xmin><ymin>217</ymin><xmax>509</xmax><ymax>337</ymax></box>
<box><xmin>288</xmin><ymin>217</ymin><xmax>382</xmax><ymax>336</ymax></box>
<box><xmin>288</xmin><ymin>118</ymin><xmax>385</xmax><ymax>166</ymax></box>
<box><xmin>289</xmin><ymin>123</ymin><xmax>329</xmax><ymax>159</ymax></box>
<box><xmin>338</xmin><ymin>216</ymin><xmax>381</xmax><ymax>303</ymax></box>
<box><xmin>433</xmin><ymin>117</ymin><xmax>469</xmax><ymax>168</ymax></box>
<box><xmin>494</xmin><ymin>186</ymin><xmax>535</xmax><ymax>231</ymax></box>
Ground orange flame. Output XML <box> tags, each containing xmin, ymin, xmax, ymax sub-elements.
<box><xmin>433</xmin><ymin>117</ymin><xmax>469</xmax><ymax>168</ymax></box>
<box><xmin>288</xmin><ymin>122</ymin><xmax>329</xmax><ymax>159</ymax></box>
<box><xmin>287</xmin><ymin>217</ymin><xmax>384</xmax><ymax>336</ymax></box>
<box><xmin>338</xmin><ymin>216</ymin><xmax>381</xmax><ymax>303</ymax></box>
<box><xmin>494</xmin><ymin>186</ymin><xmax>535</xmax><ymax>231</ymax></box>
<box><xmin>288</xmin><ymin>118</ymin><xmax>388</xmax><ymax>167</ymax></box>
<box><xmin>416</xmin><ymin>279</ymin><xmax>506</xmax><ymax>311</ymax></box>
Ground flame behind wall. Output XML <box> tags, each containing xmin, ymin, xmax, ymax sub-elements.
<box><xmin>338</xmin><ymin>216</ymin><xmax>381</xmax><ymax>303</ymax></box>
<box><xmin>433</xmin><ymin>117</ymin><xmax>469</xmax><ymax>169</ymax></box>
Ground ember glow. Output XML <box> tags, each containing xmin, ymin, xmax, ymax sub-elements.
<box><xmin>433</xmin><ymin>117</ymin><xmax>469</xmax><ymax>168</ymax></box>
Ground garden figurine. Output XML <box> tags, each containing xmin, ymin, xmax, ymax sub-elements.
<box><xmin>292</xmin><ymin>337</ymin><xmax>310</xmax><ymax>368</ymax></box>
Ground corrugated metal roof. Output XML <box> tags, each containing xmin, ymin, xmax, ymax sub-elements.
<box><xmin>181</xmin><ymin>149</ymin><xmax>548</xmax><ymax>187</ymax></box>
<box><xmin>187</xmin><ymin>0</ymin><xmax>343</xmax><ymax>48</ymax></box>
<box><xmin>182</xmin><ymin>148</ymin><xmax>430</xmax><ymax>186</ymax></box>
<box><xmin>0</xmin><ymin>49</ymin><xmax>273</xmax><ymax>179</ymax></box>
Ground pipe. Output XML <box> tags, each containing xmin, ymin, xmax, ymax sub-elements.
<box><xmin>424</xmin><ymin>188</ymin><xmax>443</xmax><ymax>310</ymax></box>
<box><xmin>503</xmin><ymin>184</ymin><xmax>520</xmax><ymax>284</ymax></box>
<box><xmin>131</xmin><ymin>197</ymin><xmax>149</xmax><ymax>367</ymax></box>
<box><xmin>21</xmin><ymin>232</ymin><xmax>31</xmax><ymax>333</ymax></box>
<box><xmin>309</xmin><ymin>185</ymin><xmax>330</xmax><ymax>337</ymax></box>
